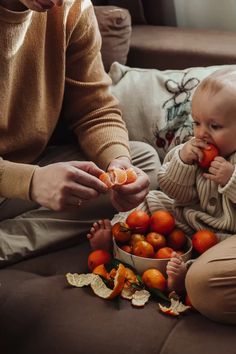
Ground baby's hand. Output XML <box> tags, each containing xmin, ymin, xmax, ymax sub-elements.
<box><xmin>179</xmin><ymin>138</ymin><xmax>208</xmax><ymax>165</ymax></box>
<box><xmin>203</xmin><ymin>156</ymin><xmax>235</xmax><ymax>186</ymax></box>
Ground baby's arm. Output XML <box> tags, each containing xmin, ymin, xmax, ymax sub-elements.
<box><xmin>157</xmin><ymin>145</ymin><xmax>199</xmax><ymax>204</ymax></box>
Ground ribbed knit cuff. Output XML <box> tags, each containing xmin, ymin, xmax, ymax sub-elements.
<box><xmin>218</xmin><ymin>165</ymin><xmax>236</xmax><ymax>202</ymax></box>
<box><xmin>0</xmin><ymin>161</ymin><xmax>38</xmax><ymax>200</ymax></box>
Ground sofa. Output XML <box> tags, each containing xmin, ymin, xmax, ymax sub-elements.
<box><xmin>1</xmin><ymin>2</ymin><xmax>236</xmax><ymax>354</ymax></box>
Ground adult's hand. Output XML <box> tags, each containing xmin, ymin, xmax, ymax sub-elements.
<box><xmin>30</xmin><ymin>161</ymin><xmax>108</xmax><ymax>211</ymax></box>
<box><xmin>108</xmin><ymin>157</ymin><xmax>150</xmax><ymax>212</ymax></box>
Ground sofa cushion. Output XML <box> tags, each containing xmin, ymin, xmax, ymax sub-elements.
<box><xmin>94</xmin><ymin>6</ymin><xmax>132</xmax><ymax>71</ymax></box>
<box><xmin>107</xmin><ymin>0</ymin><xmax>146</xmax><ymax>24</ymax></box>
<box><xmin>142</xmin><ymin>0</ymin><xmax>177</xmax><ymax>26</ymax></box>
<box><xmin>1</xmin><ymin>241</ymin><xmax>236</xmax><ymax>354</ymax></box>
<box><xmin>109</xmin><ymin>62</ymin><xmax>229</xmax><ymax>161</ymax></box>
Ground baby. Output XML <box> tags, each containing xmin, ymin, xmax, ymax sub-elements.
<box><xmin>88</xmin><ymin>66</ymin><xmax>236</xmax><ymax>294</ymax></box>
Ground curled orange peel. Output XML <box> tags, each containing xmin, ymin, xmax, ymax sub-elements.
<box><xmin>66</xmin><ymin>263</ymin><xmax>126</xmax><ymax>300</ymax></box>
<box><xmin>159</xmin><ymin>297</ymin><xmax>190</xmax><ymax>316</ymax></box>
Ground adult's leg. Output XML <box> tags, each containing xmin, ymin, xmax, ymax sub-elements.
<box><xmin>185</xmin><ymin>236</ymin><xmax>236</xmax><ymax>324</ymax></box>
<box><xmin>0</xmin><ymin>142</ymin><xmax>160</xmax><ymax>266</ymax></box>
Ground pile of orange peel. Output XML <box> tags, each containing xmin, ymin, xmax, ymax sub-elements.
<box><xmin>66</xmin><ymin>263</ymin><xmax>191</xmax><ymax>315</ymax></box>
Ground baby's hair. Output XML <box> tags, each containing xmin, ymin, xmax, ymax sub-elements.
<box><xmin>194</xmin><ymin>66</ymin><xmax>236</xmax><ymax>98</ymax></box>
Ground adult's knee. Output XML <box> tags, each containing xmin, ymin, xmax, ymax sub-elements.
<box><xmin>130</xmin><ymin>141</ymin><xmax>161</xmax><ymax>189</ymax></box>
<box><xmin>186</xmin><ymin>257</ymin><xmax>236</xmax><ymax>324</ymax></box>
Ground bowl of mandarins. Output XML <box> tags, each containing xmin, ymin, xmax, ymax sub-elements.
<box><xmin>112</xmin><ymin>209</ymin><xmax>192</xmax><ymax>276</ymax></box>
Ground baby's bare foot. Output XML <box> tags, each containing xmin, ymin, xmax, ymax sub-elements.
<box><xmin>166</xmin><ymin>252</ymin><xmax>187</xmax><ymax>295</ymax></box>
<box><xmin>87</xmin><ymin>219</ymin><xmax>112</xmax><ymax>251</ymax></box>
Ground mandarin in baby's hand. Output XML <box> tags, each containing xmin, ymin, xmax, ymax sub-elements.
<box><xmin>198</xmin><ymin>143</ymin><xmax>219</xmax><ymax>169</ymax></box>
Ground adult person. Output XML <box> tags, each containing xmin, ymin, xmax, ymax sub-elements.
<box><xmin>0</xmin><ymin>0</ymin><xmax>160</xmax><ymax>266</ymax></box>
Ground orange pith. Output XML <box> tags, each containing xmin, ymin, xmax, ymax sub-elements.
<box><xmin>92</xmin><ymin>264</ymin><xmax>108</xmax><ymax>279</ymax></box>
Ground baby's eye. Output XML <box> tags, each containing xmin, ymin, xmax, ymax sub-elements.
<box><xmin>211</xmin><ymin>124</ymin><xmax>222</xmax><ymax>130</ymax></box>
<box><xmin>192</xmin><ymin>121</ymin><xmax>200</xmax><ymax>126</ymax></box>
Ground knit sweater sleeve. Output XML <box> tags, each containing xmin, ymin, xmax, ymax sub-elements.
<box><xmin>0</xmin><ymin>159</ymin><xmax>37</xmax><ymax>200</ymax></box>
<box><xmin>63</xmin><ymin>1</ymin><xmax>130</xmax><ymax>170</ymax></box>
<box><xmin>157</xmin><ymin>145</ymin><xmax>199</xmax><ymax>204</ymax></box>
<box><xmin>218</xmin><ymin>165</ymin><xmax>236</xmax><ymax>202</ymax></box>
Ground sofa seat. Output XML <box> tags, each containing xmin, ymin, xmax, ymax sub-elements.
<box><xmin>127</xmin><ymin>25</ymin><xmax>236</xmax><ymax>69</ymax></box>
<box><xmin>0</xmin><ymin>239</ymin><xmax>235</xmax><ymax>354</ymax></box>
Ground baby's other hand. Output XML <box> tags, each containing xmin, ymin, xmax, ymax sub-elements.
<box><xmin>179</xmin><ymin>138</ymin><xmax>208</xmax><ymax>165</ymax></box>
<box><xmin>203</xmin><ymin>156</ymin><xmax>235</xmax><ymax>186</ymax></box>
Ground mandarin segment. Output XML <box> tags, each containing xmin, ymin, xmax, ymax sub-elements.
<box><xmin>99</xmin><ymin>167</ymin><xmax>137</xmax><ymax>188</ymax></box>
<box><xmin>125</xmin><ymin>167</ymin><xmax>138</xmax><ymax>184</ymax></box>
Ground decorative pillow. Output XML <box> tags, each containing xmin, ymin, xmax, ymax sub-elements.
<box><xmin>109</xmin><ymin>62</ymin><xmax>230</xmax><ymax>161</ymax></box>
<box><xmin>94</xmin><ymin>6</ymin><xmax>132</xmax><ymax>72</ymax></box>
<box><xmin>107</xmin><ymin>0</ymin><xmax>146</xmax><ymax>24</ymax></box>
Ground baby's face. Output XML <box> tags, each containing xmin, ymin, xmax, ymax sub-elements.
<box><xmin>192</xmin><ymin>87</ymin><xmax>236</xmax><ymax>158</ymax></box>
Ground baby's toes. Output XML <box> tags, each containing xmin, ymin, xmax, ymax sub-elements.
<box><xmin>103</xmin><ymin>219</ymin><xmax>112</xmax><ymax>230</ymax></box>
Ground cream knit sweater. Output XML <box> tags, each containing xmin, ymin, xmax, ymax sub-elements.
<box><xmin>141</xmin><ymin>145</ymin><xmax>236</xmax><ymax>239</ymax></box>
<box><xmin>0</xmin><ymin>0</ymin><xmax>130</xmax><ymax>200</ymax></box>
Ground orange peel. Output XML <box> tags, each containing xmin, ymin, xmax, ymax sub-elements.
<box><xmin>66</xmin><ymin>263</ymin><xmax>126</xmax><ymax>300</ymax></box>
<box><xmin>159</xmin><ymin>297</ymin><xmax>190</xmax><ymax>316</ymax></box>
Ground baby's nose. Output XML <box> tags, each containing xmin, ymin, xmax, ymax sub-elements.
<box><xmin>195</xmin><ymin>126</ymin><xmax>209</xmax><ymax>139</ymax></box>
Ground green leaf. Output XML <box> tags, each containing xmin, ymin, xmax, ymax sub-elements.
<box><xmin>148</xmin><ymin>288</ymin><xmax>170</xmax><ymax>302</ymax></box>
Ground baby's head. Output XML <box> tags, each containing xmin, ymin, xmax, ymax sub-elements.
<box><xmin>191</xmin><ymin>66</ymin><xmax>236</xmax><ymax>157</ymax></box>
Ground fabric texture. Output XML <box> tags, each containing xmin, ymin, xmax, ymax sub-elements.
<box><xmin>94</xmin><ymin>6</ymin><xmax>131</xmax><ymax>71</ymax></box>
<box><xmin>0</xmin><ymin>142</ymin><xmax>160</xmax><ymax>266</ymax></box>
<box><xmin>109</xmin><ymin>62</ymin><xmax>230</xmax><ymax>162</ymax></box>
<box><xmin>113</xmin><ymin>144</ymin><xmax>236</xmax><ymax>240</ymax></box>
<box><xmin>0</xmin><ymin>0</ymin><xmax>130</xmax><ymax>200</ymax></box>
<box><xmin>107</xmin><ymin>0</ymin><xmax>146</xmax><ymax>24</ymax></box>
<box><xmin>186</xmin><ymin>235</ymin><xmax>236</xmax><ymax>324</ymax></box>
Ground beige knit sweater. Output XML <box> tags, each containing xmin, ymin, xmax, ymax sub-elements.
<box><xmin>154</xmin><ymin>145</ymin><xmax>236</xmax><ymax>238</ymax></box>
<box><xmin>0</xmin><ymin>0</ymin><xmax>130</xmax><ymax>200</ymax></box>
<box><xmin>124</xmin><ymin>144</ymin><xmax>236</xmax><ymax>240</ymax></box>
